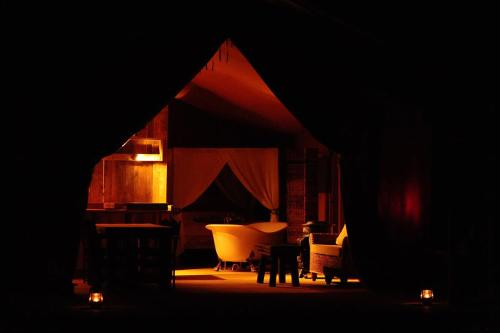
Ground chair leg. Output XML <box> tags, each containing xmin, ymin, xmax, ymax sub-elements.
<box><xmin>290</xmin><ymin>257</ymin><xmax>300</xmax><ymax>287</ymax></box>
<box><xmin>257</xmin><ymin>256</ymin><xmax>266</xmax><ymax>284</ymax></box>
<box><xmin>340</xmin><ymin>274</ymin><xmax>348</xmax><ymax>286</ymax></box>
<box><xmin>311</xmin><ymin>272</ymin><xmax>317</xmax><ymax>281</ymax></box>
<box><xmin>278</xmin><ymin>257</ymin><xmax>286</xmax><ymax>283</ymax></box>
<box><xmin>324</xmin><ymin>267</ymin><xmax>334</xmax><ymax>285</ymax></box>
<box><xmin>325</xmin><ymin>273</ymin><xmax>333</xmax><ymax>285</ymax></box>
<box><xmin>269</xmin><ymin>255</ymin><xmax>278</xmax><ymax>287</ymax></box>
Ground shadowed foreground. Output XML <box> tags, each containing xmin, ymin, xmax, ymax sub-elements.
<box><xmin>8</xmin><ymin>269</ymin><xmax>495</xmax><ymax>332</ymax></box>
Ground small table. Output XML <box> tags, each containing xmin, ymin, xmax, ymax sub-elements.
<box><xmin>257</xmin><ymin>244</ymin><xmax>300</xmax><ymax>287</ymax></box>
<box><xmin>95</xmin><ymin>223</ymin><xmax>174</xmax><ymax>288</ymax></box>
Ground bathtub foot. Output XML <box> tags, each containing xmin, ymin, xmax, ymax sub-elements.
<box><xmin>215</xmin><ymin>261</ymin><xmax>252</xmax><ymax>271</ymax></box>
<box><xmin>214</xmin><ymin>260</ymin><xmax>222</xmax><ymax>271</ymax></box>
<box><xmin>249</xmin><ymin>263</ymin><xmax>257</xmax><ymax>272</ymax></box>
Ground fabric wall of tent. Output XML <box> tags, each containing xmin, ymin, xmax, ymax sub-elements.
<box><xmin>4</xmin><ymin>1</ymin><xmax>498</xmax><ymax>310</ymax></box>
<box><xmin>166</xmin><ymin>41</ymin><xmax>331</xmax><ymax>254</ymax></box>
<box><xmin>85</xmin><ymin>39</ymin><xmax>332</xmax><ymax>255</ymax></box>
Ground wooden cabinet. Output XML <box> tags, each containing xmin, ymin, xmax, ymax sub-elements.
<box><xmin>94</xmin><ymin>223</ymin><xmax>174</xmax><ymax>288</ymax></box>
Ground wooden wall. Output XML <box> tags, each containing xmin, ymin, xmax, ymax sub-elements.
<box><xmin>88</xmin><ymin>106</ymin><xmax>168</xmax><ymax>204</ymax></box>
<box><xmin>285</xmin><ymin>148</ymin><xmax>338</xmax><ymax>242</ymax></box>
<box><xmin>286</xmin><ymin>149</ymin><xmax>306</xmax><ymax>242</ymax></box>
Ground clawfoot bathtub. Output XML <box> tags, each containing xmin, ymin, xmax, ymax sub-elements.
<box><xmin>205</xmin><ymin>222</ymin><xmax>288</xmax><ymax>268</ymax></box>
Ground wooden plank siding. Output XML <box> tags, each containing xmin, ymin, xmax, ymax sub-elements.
<box><xmin>87</xmin><ymin>106</ymin><xmax>168</xmax><ymax>205</ymax></box>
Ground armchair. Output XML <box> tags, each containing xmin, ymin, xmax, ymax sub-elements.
<box><xmin>309</xmin><ymin>225</ymin><xmax>356</xmax><ymax>285</ymax></box>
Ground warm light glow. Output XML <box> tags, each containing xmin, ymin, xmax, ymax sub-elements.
<box><xmin>420</xmin><ymin>289</ymin><xmax>434</xmax><ymax>304</ymax></box>
<box><xmin>89</xmin><ymin>291</ymin><xmax>104</xmax><ymax>307</ymax></box>
<box><xmin>167</xmin><ymin>204</ymin><xmax>174</xmax><ymax>212</ymax></box>
<box><xmin>134</xmin><ymin>154</ymin><xmax>163</xmax><ymax>161</ymax></box>
<box><xmin>378</xmin><ymin>178</ymin><xmax>422</xmax><ymax>225</ymax></box>
<box><xmin>105</xmin><ymin>138</ymin><xmax>163</xmax><ymax>161</ymax></box>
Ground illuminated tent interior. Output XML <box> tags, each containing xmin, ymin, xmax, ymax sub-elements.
<box><xmin>4</xmin><ymin>2</ymin><xmax>497</xmax><ymax>326</ymax></box>
<box><xmin>86</xmin><ymin>41</ymin><xmax>336</xmax><ymax>258</ymax></box>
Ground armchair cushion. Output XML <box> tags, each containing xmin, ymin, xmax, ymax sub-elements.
<box><xmin>310</xmin><ymin>243</ymin><xmax>342</xmax><ymax>256</ymax></box>
<box><xmin>309</xmin><ymin>232</ymin><xmax>342</xmax><ymax>257</ymax></box>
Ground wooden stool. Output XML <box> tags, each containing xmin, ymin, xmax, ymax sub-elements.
<box><xmin>257</xmin><ymin>244</ymin><xmax>300</xmax><ymax>287</ymax></box>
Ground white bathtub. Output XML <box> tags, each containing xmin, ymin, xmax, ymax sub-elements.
<box><xmin>205</xmin><ymin>222</ymin><xmax>288</xmax><ymax>263</ymax></box>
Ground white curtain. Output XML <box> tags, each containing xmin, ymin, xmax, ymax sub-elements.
<box><xmin>172</xmin><ymin>148</ymin><xmax>227</xmax><ymax>209</ymax></box>
<box><xmin>171</xmin><ymin>149</ymin><xmax>226</xmax><ymax>255</ymax></box>
<box><xmin>223</xmin><ymin>149</ymin><xmax>279</xmax><ymax>221</ymax></box>
<box><xmin>172</xmin><ymin>148</ymin><xmax>279</xmax><ymax>219</ymax></box>
<box><xmin>171</xmin><ymin>148</ymin><xmax>279</xmax><ymax>255</ymax></box>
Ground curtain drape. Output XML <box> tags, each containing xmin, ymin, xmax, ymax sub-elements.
<box><xmin>222</xmin><ymin>149</ymin><xmax>279</xmax><ymax>221</ymax></box>
<box><xmin>172</xmin><ymin>148</ymin><xmax>279</xmax><ymax>220</ymax></box>
<box><xmin>171</xmin><ymin>148</ymin><xmax>279</xmax><ymax>255</ymax></box>
<box><xmin>171</xmin><ymin>148</ymin><xmax>226</xmax><ymax>255</ymax></box>
<box><xmin>172</xmin><ymin>148</ymin><xmax>227</xmax><ymax>209</ymax></box>
<box><xmin>214</xmin><ymin>165</ymin><xmax>250</xmax><ymax>210</ymax></box>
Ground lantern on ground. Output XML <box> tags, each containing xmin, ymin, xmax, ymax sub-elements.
<box><xmin>420</xmin><ymin>289</ymin><xmax>434</xmax><ymax>305</ymax></box>
<box><xmin>88</xmin><ymin>288</ymin><xmax>104</xmax><ymax>308</ymax></box>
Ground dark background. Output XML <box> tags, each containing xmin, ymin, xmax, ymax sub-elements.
<box><xmin>2</xmin><ymin>0</ymin><xmax>498</xmax><ymax>314</ymax></box>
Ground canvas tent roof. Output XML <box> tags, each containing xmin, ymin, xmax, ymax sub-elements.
<box><xmin>176</xmin><ymin>40</ymin><xmax>305</xmax><ymax>135</ymax></box>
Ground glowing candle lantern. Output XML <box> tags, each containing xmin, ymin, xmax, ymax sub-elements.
<box><xmin>420</xmin><ymin>289</ymin><xmax>434</xmax><ymax>305</ymax></box>
<box><xmin>88</xmin><ymin>289</ymin><xmax>104</xmax><ymax>308</ymax></box>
